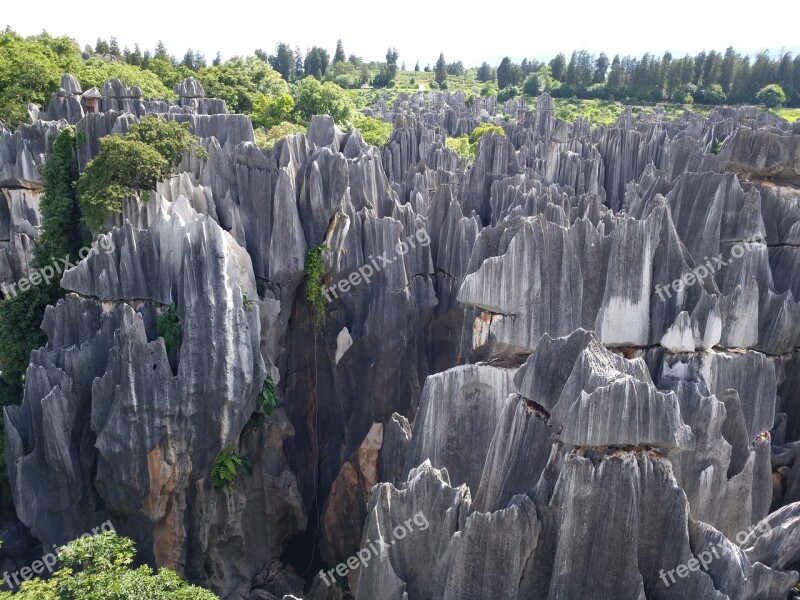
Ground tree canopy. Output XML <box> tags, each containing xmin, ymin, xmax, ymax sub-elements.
<box><xmin>77</xmin><ymin>116</ymin><xmax>204</xmax><ymax>231</ymax></box>
<box><xmin>0</xmin><ymin>532</ymin><xmax>218</xmax><ymax>600</ymax></box>
<box><xmin>294</xmin><ymin>77</ymin><xmax>355</xmax><ymax>127</ymax></box>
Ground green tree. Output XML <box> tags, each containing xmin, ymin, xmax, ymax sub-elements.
<box><xmin>606</xmin><ymin>54</ymin><xmax>623</xmax><ymax>91</ymax></box>
<box><xmin>0</xmin><ymin>127</ymin><xmax>85</xmax><ymax>504</ymax></box>
<box><xmin>497</xmin><ymin>57</ymin><xmax>518</xmax><ymax>89</ymax></box>
<box><xmin>756</xmin><ymin>83</ymin><xmax>787</xmax><ymax>108</ymax></box>
<box><xmin>325</xmin><ymin>61</ymin><xmax>361</xmax><ymax>89</ymax></box>
<box><xmin>153</xmin><ymin>40</ymin><xmax>170</xmax><ymax>62</ymax></box>
<box><xmin>550</xmin><ymin>53</ymin><xmax>567</xmax><ymax>81</ymax></box>
<box><xmin>352</xmin><ymin>114</ymin><xmax>393</xmax><ymax>147</ymax></box>
<box><xmin>269</xmin><ymin>43</ymin><xmax>295</xmax><ymax>81</ymax></box>
<box><xmin>250</xmin><ymin>92</ymin><xmax>294</xmax><ymax>128</ymax></box>
<box><xmin>435</xmin><ymin>53</ymin><xmax>447</xmax><ymax>86</ymax></box>
<box><xmin>124</xmin><ymin>116</ymin><xmax>205</xmax><ymax>166</ymax></box>
<box><xmin>108</xmin><ymin>37</ymin><xmax>120</xmax><ymax>58</ymax></box>
<box><xmin>698</xmin><ymin>83</ymin><xmax>726</xmax><ymax>105</ymax></box>
<box><xmin>193</xmin><ymin>57</ymin><xmax>287</xmax><ymax>113</ymax></box>
<box><xmin>0</xmin><ymin>127</ymin><xmax>83</xmax><ymax>391</ymax></box>
<box><xmin>468</xmin><ymin>123</ymin><xmax>505</xmax><ymax>146</ymax></box>
<box><xmin>35</xmin><ymin>127</ymin><xmax>85</xmax><ymax>269</ymax></box>
<box><xmin>294</xmin><ymin>77</ymin><xmax>355</xmax><ymax>127</ymax></box>
<box><xmin>0</xmin><ymin>31</ymin><xmax>79</xmax><ymax>128</ymax></box>
<box><xmin>522</xmin><ymin>73</ymin><xmax>541</xmax><ymax>97</ymax></box>
<box><xmin>77</xmin><ymin>117</ymin><xmax>205</xmax><ymax>231</ymax></box>
<box><xmin>386</xmin><ymin>47</ymin><xmax>399</xmax><ymax>81</ymax></box>
<box><xmin>0</xmin><ymin>532</ymin><xmax>218</xmax><ymax>599</ymax></box>
<box><xmin>496</xmin><ymin>85</ymin><xmax>519</xmax><ymax>102</ymax></box>
<box><xmin>476</xmin><ymin>62</ymin><xmax>494</xmax><ymax>83</ymax></box>
<box><xmin>304</xmin><ymin>47</ymin><xmax>330</xmax><ymax>79</ymax></box>
<box><xmin>77</xmin><ymin>136</ymin><xmax>167</xmax><ymax>231</ymax></box>
<box><xmin>594</xmin><ymin>53</ymin><xmax>610</xmax><ymax>83</ymax></box>
<box><xmin>74</xmin><ymin>57</ymin><xmax>174</xmax><ymax>100</ymax></box>
<box><xmin>719</xmin><ymin>47</ymin><xmax>736</xmax><ymax>94</ymax></box>
<box><xmin>333</xmin><ymin>39</ymin><xmax>346</xmax><ymax>64</ymax></box>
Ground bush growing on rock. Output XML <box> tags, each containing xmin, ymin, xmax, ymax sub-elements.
<box><xmin>254</xmin><ymin>121</ymin><xmax>306</xmax><ymax>149</ymax></box>
<box><xmin>77</xmin><ymin>117</ymin><xmax>204</xmax><ymax>231</ymax></box>
<box><xmin>211</xmin><ymin>446</ymin><xmax>250</xmax><ymax>493</ymax></box>
<box><xmin>77</xmin><ymin>137</ymin><xmax>167</xmax><ymax>231</ymax></box>
<box><xmin>156</xmin><ymin>303</ymin><xmax>182</xmax><ymax>352</ymax></box>
<box><xmin>468</xmin><ymin>123</ymin><xmax>505</xmax><ymax>146</ymax></box>
<box><xmin>304</xmin><ymin>244</ymin><xmax>328</xmax><ymax>329</ymax></box>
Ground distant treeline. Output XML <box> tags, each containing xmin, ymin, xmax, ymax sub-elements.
<box><xmin>83</xmin><ymin>35</ymin><xmax>800</xmax><ymax>108</ymax></box>
<box><xmin>479</xmin><ymin>49</ymin><xmax>800</xmax><ymax>106</ymax></box>
<box><xmin>1</xmin><ymin>26</ymin><xmax>798</xmax><ymax>131</ymax></box>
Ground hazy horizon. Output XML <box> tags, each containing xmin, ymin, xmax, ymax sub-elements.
<box><xmin>4</xmin><ymin>0</ymin><xmax>800</xmax><ymax>68</ymax></box>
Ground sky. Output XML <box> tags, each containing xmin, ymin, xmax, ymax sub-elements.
<box><xmin>3</xmin><ymin>0</ymin><xmax>799</xmax><ymax>67</ymax></box>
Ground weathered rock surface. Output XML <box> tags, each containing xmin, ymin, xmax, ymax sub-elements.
<box><xmin>3</xmin><ymin>77</ymin><xmax>800</xmax><ymax>600</ymax></box>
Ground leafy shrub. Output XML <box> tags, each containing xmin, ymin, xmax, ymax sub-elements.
<box><xmin>254</xmin><ymin>121</ymin><xmax>306</xmax><ymax>149</ymax></box>
<box><xmin>445</xmin><ymin>136</ymin><xmax>471</xmax><ymax>163</ymax></box>
<box><xmin>294</xmin><ymin>76</ymin><xmax>355</xmax><ymax>127</ymax></box>
<box><xmin>156</xmin><ymin>303</ymin><xmax>181</xmax><ymax>352</ymax></box>
<box><xmin>250</xmin><ymin>92</ymin><xmax>294</xmax><ymax>129</ymax></box>
<box><xmin>755</xmin><ymin>84</ymin><xmax>787</xmax><ymax>108</ymax></box>
<box><xmin>468</xmin><ymin>123</ymin><xmax>505</xmax><ymax>146</ymax></box>
<box><xmin>0</xmin><ymin>532</ymin><xmax>218</xmax><ymax>599</ymax></box>
<box><xmin>351</xmin><ymin>114</ymin><xmax>393</xmax><ymax>147</ymax></box>
<box><xmin>211</xmin><ymin>446</ymin><xmax>245</xmax><ymax>493</ymax></box>
<box><xmin>496</xmin><ymin>85</ymin><xmax>519</xmax><ymax>102</ymax></box>
<box><xmin>304</xmin><ymin>244</ymin><xmax>328</xmax><ymax>329</ymax></box>
<box><xmin>698</xmin><ymin>83</ymin><xmax>726</xmax><ymax>105</ymax></box>
<box><xmin>258</xmin><ymin>375</ymin><xmax>279</xmax><ymax>415</ymax></box>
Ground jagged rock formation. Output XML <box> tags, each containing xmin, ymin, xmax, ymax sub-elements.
<box><xmin>2</xmin><ymin>75</ymin><xmax>800</xmax><ymax>600</ymax></box>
